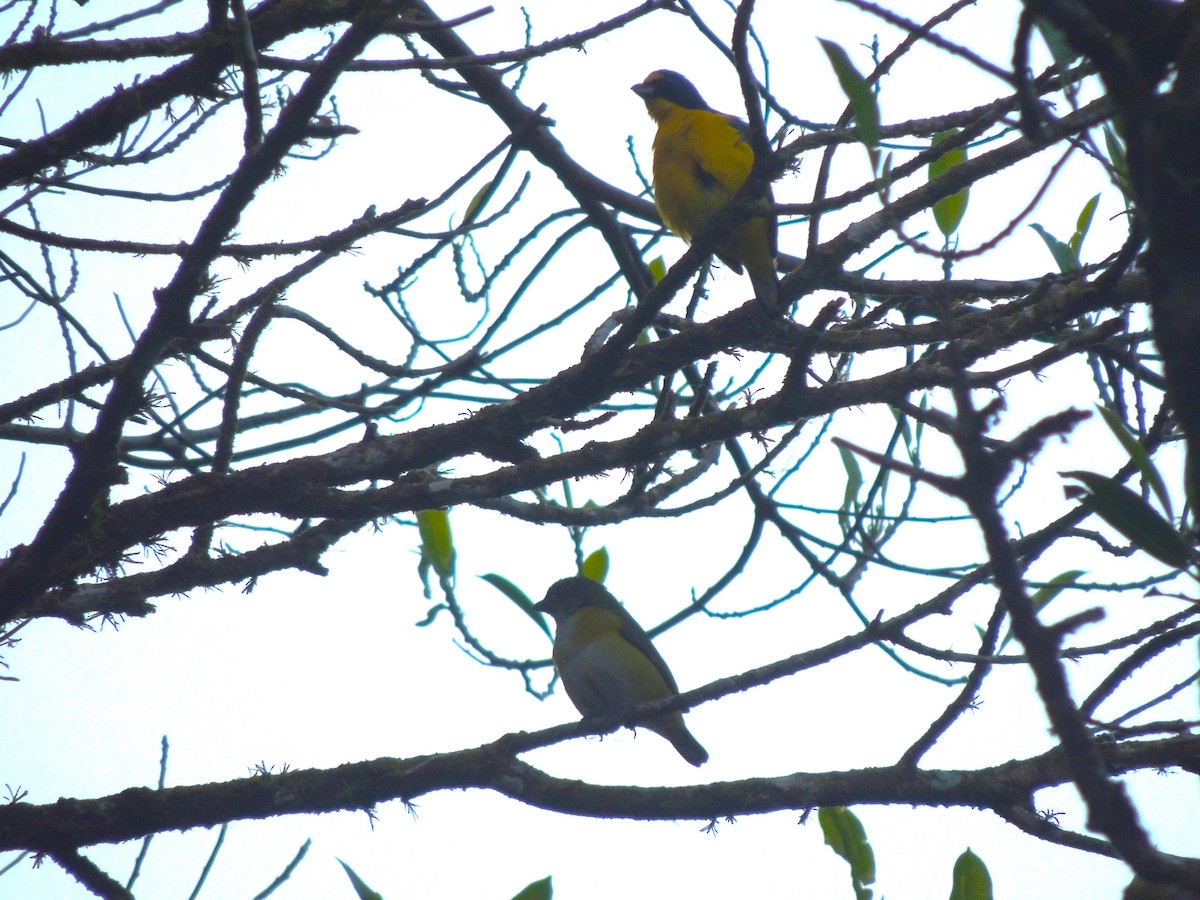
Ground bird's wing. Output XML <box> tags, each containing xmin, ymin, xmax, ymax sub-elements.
<box><xmin>685</xmin><ymin>111</ymin><xmax>755</xmax><ymax>198</ymax></box>
<box><xmin>615</xmin><ymin>612</ymin><xmax>681</xmax><ymax>695</ymax></box>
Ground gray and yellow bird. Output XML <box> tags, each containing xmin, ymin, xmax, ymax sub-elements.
<box><xmin>535</xmin><ymin>576</ymin><xmax>708</xmax><ymax>766</ymax></box>
<box><xmin>632</xmin><ymin>69</ymin><xmax>778</xmax><ymax>311</ymax></box>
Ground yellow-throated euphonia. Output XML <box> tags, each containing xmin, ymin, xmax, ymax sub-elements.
<box><xmin>632</xmin><ymin>69</ymin><xmax>778</xmax><ymax>311</ymax></box>
<box><xmin>535</xmin><ymin>576</ymin><xmax>708</xmax><ymax>766</ymax></box>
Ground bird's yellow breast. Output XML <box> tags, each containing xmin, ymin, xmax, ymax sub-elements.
<box><xmin>650</xmin><ymin>104</ymin><xmax>755</xmax><ymax>242</ymax></box>
<box><xmin>552</xmin><ymin>607</ymin><xmax>673</xmax><ymax>716</ymax></box>
<box><xmin>553</xmin><ymin>605</ymin><xmax>626</xmax><ymax>646</ymax></box>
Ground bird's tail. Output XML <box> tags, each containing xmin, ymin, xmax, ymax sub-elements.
<box><xmin>649</xmin><ymin>714</ymin><xmax>709</xmax><ymax>766</ymax></box>
<box><xmin>749</xmin><ymin>261</ymin><xmax>780</xmax><ymax>314</ymax></box>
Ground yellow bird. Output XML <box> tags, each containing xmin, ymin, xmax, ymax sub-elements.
<box><xmin>632</xmin><ymin>69</ymin><xmax>778</xmax><ymax>311</ymax></box>
<box><xmin>535</xmin><ymin>576</ymin><xmax>708</xmax><ymax>766</ymax></box>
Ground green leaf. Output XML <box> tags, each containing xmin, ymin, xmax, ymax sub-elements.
<box><xmin>415</xmin><ymin>603</ymin><xmax>446</xmax><ymax>627</ymax></box>
<box><xmin>876</xmin><ymin>149</ymin><xmax>893</xmax><ymax>192</ymax></box>
<box><xmin>999</xmin><ymin>569</ymin><xmax>1083</xmax><ymax>651</ymax></box>
<box><xmin>1029</xmin><ymin>223</ymin><xmax>1078</xmax><ymax>273</ymax></box>
<box><xmin>1097</xmin><ymin>405</ymin><xmax>1172</xmax><ymax>519</ymax></box>
<box><xmin>463</xmin><ymin>177</ymin><xmax>496</xmax><ymax>225</ymax></box>
<box><xmin>416</xmin><ymin>508</ymin><xmax>456</xmax><ymax>583</ymax></box>
<box><xmin>819</xmin><ymin>39</ymin><xmax>880</xmax><ymax>148</ymax></box>
<box><xmin>929</xmin><ymin>130</ymin><xmax>970</xmax><ymax>237</ymax></box>
<box><xmin>337</xmin><ymin>859</ymin><xmax>384</xmax><ymax>900</ymax></box>
<box><xmin>1102</xmin><ymin>126</ymin><xmax>1130</xmax><ymax>196</ymax></box>
<box><xmin>1067</xmin><ymin>193</ymin><xmax>1099</xmax><ymax>260</ymax></box>
<box><xmin>1030</xmin><ymin>569</ymin><xmax>1084</xmax><ymax>616</ymax></box>
<box><xmin>819</xmin><ymin>807</ymin><xmax>876</xmax><ymax>894</ymax></box>
<box><xmin>1063</xmin><ymin>471</ymin><xmax>1193</xmax><ymax>569</ymax></box>
<box><xmin>1036</xmin><ymin>20</ymin><xmax>1079</xmax><ymax>70</ymax></box>
<box><xmin>890</xmin><ymin>405</ymin><xmax>914</xmax><ymax>457</ymax></box>
<box><xmin>949</xmin><ymin>848</ymin><xmax>992</xmax><ymax>900</ymax></box>
<box><xmin>839</xmin><ymin>444</ymin><xmax>864</xmax><ymax>505</ymax></box>
<box><xmin>899</xmin><ymin>394</ymin><xmax>927</xmax><ymax>460</ymax></box>
<box><xmin>1103</xmin><ymin>126</ymin><xmax>1126</xmax><ymax>170</ymax></box>
<box><xmin>648</xmin><ymin>256</ymin><xmax>667</xmax><ymax>284</ymax></box>
<box><xmin>837</xmin><ymin>443</ymin><xmax>864</xmax><ymax>533</ymax></box>
<box><xmin>580</xmin><ymin>547</ymin><xmax>609</xmax><ymax>583</ymax></box>
<box><xmin>481</xmin><ymin>573</ymin><xmax>552</xmax><ymax>639</ymax></box>
<box><xmin>1032</xmin><ymin>195</ymin><xmax>1098</xmax><ymax>272</ymax></box>
<box><xmin>417</xmin><ymin>554</ymin><xmax>432</xmax><ymax>599</ymax></box>
<box><xmin>511</xmin><ymin>876</ymin><xmax>553</xmax><ymax>900</ymax></box>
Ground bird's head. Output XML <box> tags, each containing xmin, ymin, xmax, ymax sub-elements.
<box><xmin>632</xmin><ymin>70</ymin><xmax>711</xmax><ymax>120</ymax></box>
<box><xmin>535</xmin><ymin>576</ymin><xmax>617</xmax><ymax>622</ymax></box>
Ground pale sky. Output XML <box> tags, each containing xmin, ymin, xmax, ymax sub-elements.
<box><xmin>2</xmin><ymin>2</ymin><xmax>1195</xmax><ymax>898</ymax></box>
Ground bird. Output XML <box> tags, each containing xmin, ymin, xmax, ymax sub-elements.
<box><xmin>632</xmin><ymin>69</ymin><xmax>778</xmax><ymax>312</ymax></box>
<box><xmin>535</xmin><ymin>576</ymin><xmax>709</xmax><ymax>766</ymax></box>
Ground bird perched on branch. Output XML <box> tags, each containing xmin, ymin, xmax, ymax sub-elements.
<box><xmin>632</xmin><ymin>69</ymin><xmax>778</xmax><ymax>311</ymax></box>
<box><xmin>535</xmin><ymin>576</ymin><xmax>708</xmax><ymax>766</ymax></box>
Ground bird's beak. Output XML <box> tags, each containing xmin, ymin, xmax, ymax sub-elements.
<box><xmin>533</xmin><ymin>599</ymin><xmax>549</xmax><ymax>613</ymax></box>
<box><xmin>631</xmin><ymin>82</ymin><xmax>653</xmax><ymax>98</ymax></box>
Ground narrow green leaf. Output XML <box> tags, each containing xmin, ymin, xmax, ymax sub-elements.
<box><xmin>819</xmin><ymin>39</ymin><xmax>881</xmax><ymax>147</ymax></box>
<box><xmin>415</xmin><ymin>603</ymin><xmax>446</xmax><ymax>627</ymax></box>
<box><xmin>908</xmin><ymin>394</ymin><xmax>927</xmax><ymax>455</ymax></box>
<box><xmin>416</xmin><ymin>508</ymin><xmax>456</xmax><ymax>580</ymax></box>
<box><xmin>838</xmin><ymin>444</ymin><xmax>864</xmax><ymax>532</ymax></box>
<box><xmin>819</xmin><ymin>807</ymin><xmax>876</xmax><ymax>888</ymax></box>
<box><xmin>648</xmin><ymin>256</ymin><xmax>667</xmax><ymax>284</ymax></box>
<box><xmin>337</xmin><ymin>859</ymin><xmax>384</xmax><ymax>900</ymax></box>
<box><xmin>1103</xmin><ymin>126</ymin><xmax>1126</xmax><ymax>173</ymax></box>
<box><xmin>1036</xmin><ymin>20</ymin><xmax>1079</xmax><ymax>70</ymax></box>
<box><xmin>890</xmin><ymin>405</ymin><xmax>916</xmax><ymax>460</ymax></box>
<box><xmin>482</xmin><ymin>573</ymin><xmax>551</xmax><ymax>639</ymax></box>
<box><xmin>1075</xmin><ymin>193</ymin><xmax>1098</xmax><ymax>238</ymax></box>
<box><xmin>876</xmin><ymin>149</ymin><xmax>893</xmax><ymax>192</ymax></box>
<box><xmin>839</xmin><ymin>445</ymin><xmax>864</xmax><ymax>510</ymax></box>
<box><xmin>1063</xmin><ymin>471</ymin><xmax>1193</xmax><ymax>569</ymax></box>
<box><xmin>1029</xmin><ymin>223</ymin><xmax>1077</xmax><ymax>273</ymax></box>
<box><xmin>417</xmin><ymin>554</ymin><xmax>432</xmax><ymax>599</ymax></box>
<box><xmin>1097</xmin><ymin>406</ymin><xmax>1173</xmax><ymax>519</ymax></box>
<box><xmin>949</xmin><ymin>848</ymin><xmax>992</xmax><ymax>900</ymax></box>
<box><xmin>1030</xmin><ymin>569</ymin><xmax>1084</xmax><ymax>615</ymax></box>
<box><xmin>580</xmin><ymin>547</ymin><xmax>609</xmax><ymax>584</ymax></box>
<box><xmin>463</xmin><ymin>177</ymin><xmax>496</xmax><ymax>225</ymax></box>
<box><xmin>929</xmin><ymin>130</ymin><xmax>970</xmax><ymax>237</ymax></box>
<box><xmin>1102</xmin><ymin>125</ymin><xmax>1130</xmax><ymax>196</ymax></box>
<box><xmin>1067</xmin><ymin>194</ymin><xmax>1099</xmax><ymax>260</ymax></box>
<box><xmin>511</xmin><ymin>876</ymin><xmax>553</xmax><ymax>900</ymax></box>
<box><xmin>999</xmin><ymin>569</ymin><xmax>1083</xmax><ymax>651</ymax></box>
